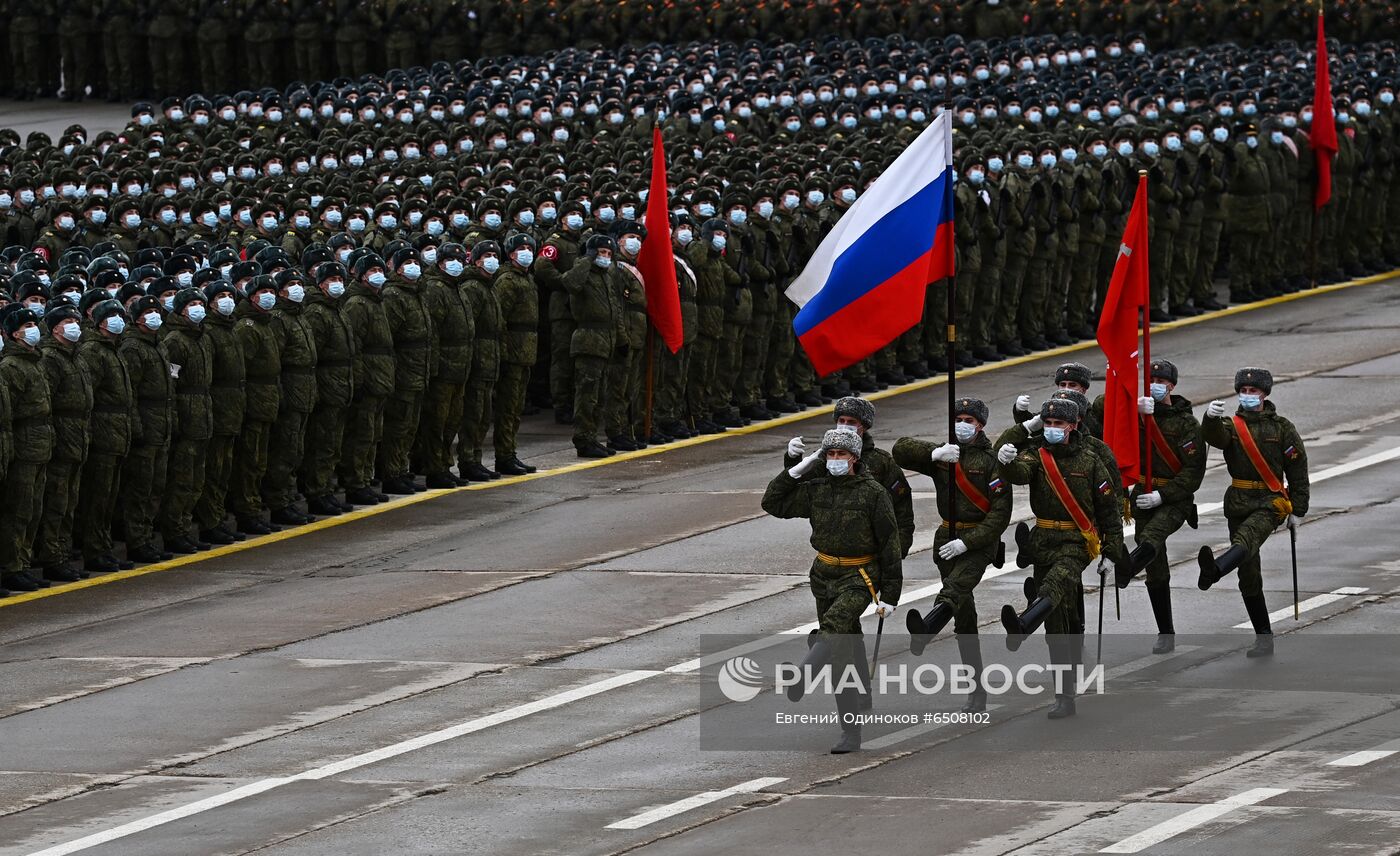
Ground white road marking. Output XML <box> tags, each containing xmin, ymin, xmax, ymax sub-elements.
<box><xmin>28</xmin><ymin>444</ymin><xmax>1400</xmax><ymax>854</ymax></box>
<box><xmin>1328</xmin><ymin>738</ymin><xmax>1400</xmax><ymax>767</ymax></box>
<box><xmin>1099</xmin><ymin>787</ymin><xmax>1289</xmax><ymax>854</ymax></box>
<box><xmin>22</xmin><ymin>669</ymin><xmax>661</xmax><ymax>856</ymax></box>
<box><xmin>1230</xmin><ymin>587</ymin><xmax>1368</xmax><ymax>629</ymax></box>
<box><xmin>604</xmin><ymin>776</ymin><xmax>788</xmax><ymax>830</ymax></box>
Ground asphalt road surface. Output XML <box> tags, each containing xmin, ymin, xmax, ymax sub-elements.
<box><xmin>2</xmin><ymin>274</ymin><xmax>1398</xmax><ymax>856</ymax></box>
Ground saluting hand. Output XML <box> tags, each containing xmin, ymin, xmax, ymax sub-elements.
<box><xmin>786</xmin><ymin>436</ymin><xmax>806</xmax><ymax>458</ymax></box>
<box><xmin>1206</xmin><ymin>399</ymin><xmax>1227</xmax><ymax>418</ymax></box>
<box><xmin>1015</xmin><ymin>393</ymin><xmax>1032</xmax><ymax>412</ymax></box>
<box><xmin>997</xmin><ymin>443</ymin><xmax>1017</xmax><ymax>465</ymax></box>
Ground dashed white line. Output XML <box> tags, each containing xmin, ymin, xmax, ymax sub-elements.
<box><xmin>1230</xmin><ymin>587</ymin><xmax>1368</xmax><ymax>629</ymax></box>
<box><xmin>1099</xmin><ymin>787</ymin><xmax>1289</xmax><ymax>853</ymax></box>
<box><xmin>1328</xmin><ymin>738</ymin><xmax>1400</xmax><ymax>767</ymax></box>
<box><xmin>605</xmin><ymin>776</ymin><xmax>789</xmax><ymax>830</ymax></box>
<box><xmin>23</xmin><ymin>669</ymin><xmax>661</xmax><ymax>856</ymax></box>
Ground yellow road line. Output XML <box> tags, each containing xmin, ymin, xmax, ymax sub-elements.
<box><xmin>4</xmin><ymin>272</ymin><xmax>1394</xmax><ymax>609</ymax></box>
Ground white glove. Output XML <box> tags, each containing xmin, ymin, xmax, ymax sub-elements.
<box><xmin>931</xmin><ymin>443</ymin><xmax>960</xmax><ymax>463</ymax></box>
<box><xmin>1099</xmin><ymin>557</ymin><xmax>1116</xmax><ymax>578</ymax></box>
<box><xmin>1206</xmin><ymin>399</ymin><xmax>1227</xmax><ymax>418</ymax></box>
<box><xmin>1016</xmin><ymin>393</ymin><xmax>1032</xmax><ymax>413</ymax></box>
<box><xmin>938</xmin><ymin>539</ymin><xmax>968</xmax><ymax>560</ymax></box>
<box><xmin>997</xmin><ymin>443</ymin><xmax>1017</xmax><ymax>465</ymax></box>
<box><xmin>873</xmin><ymin>600</ymin><xmax>896</xmax><ymax>618</ymax></box>
<box><xmin>1138</xmin><ymin>396</ymin><xmax>1155</xmax><ymax>415</ymax></box>
<box><xmin>786</xmin><ymin>436</ymin><xmax>806</xmax><ymax>458</ymax></box>
<box><xmin>788</xmin><ymin>451</ymin><xmax>822</xmax><ymax>478</ymax></box>
<box><xmin>1021</xmin><ymin>414</ymin><xmax>1044</xmax><ymax>432</ymax></box>
<box><xmin>1134</xmin><ymin>491</ymin><xmax>1163</xmax><ymax>510</ymax></box>
<box><xmin>1287</xmin><ymin>514</ymin><xmax>1302</xmax><ymax>531</ymax></box>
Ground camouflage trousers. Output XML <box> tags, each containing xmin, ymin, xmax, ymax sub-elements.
<box><xmin>1227</xmin><ymin>510</ymin><xmax>1286</xmax><ymax>599</ymax></box>
<box><xmin>0</xmin><ymin>459</ymin><xmax>45</xmax><ymax>572</ymax></box>
<box><xmin>810</xmin><ymin>557</ymin><xmax>877</xmax><ymax>636</ymax></box>
<box><xmin>339</xmin><ymin>395</ymin><xmax>386</xmax><ymax>490</ymax></box>
<box><xmin>38</xmin><ymin>458</ymin><xmax>82</xmax><ymax>566</ymax></box>
<box><xmin>194</xmin><ymin>435</ymin><xmax>237</xmax><ymax>532</ymax></box>
<box><xmin>1029</xmin><ymin>528</ymin><xmax>1091</xmax><ymax>635</ymax></box>
<box><xmin>78</xmin><ymin>452</ymin><xmax>124</xmax><ymax>559</ymax></box>
<box><xmin>123</xmin><ymin>443</ymin><xmax>168</xmax><ymax>549</ymax></box>
<box><xmin>932</xmin><ymin>527</ymin><xmax>994</xmax><ymax>635</ymax></box>
<box><xmin>1131</xmin><ymin>494</ymin><xmax>1192</xmax><ymax>587</ymax></box>
<box><xmin>493</xmin><ymin>363</ymin><xmax>530</xmax><ymax>461</ymax></box>
<box><xmin>160</xmin><ymin>437</ymin><xmax>207</xmax><ymax>539</ymax></box>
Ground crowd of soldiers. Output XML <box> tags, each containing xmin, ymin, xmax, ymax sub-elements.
<box><xmin>766</xmin><ymin>361</ymin><xmax>1309</xmax><ymax>752</ymax></box>
<box><xmin>12</xmin><ymin>0</ymin><xmax>1400</xmax><ymax>102</ymax></box>
<box><xmin>0</xmin><ymin>28</ymin><xmax>1392</xmax><ymax>597</ymax></box>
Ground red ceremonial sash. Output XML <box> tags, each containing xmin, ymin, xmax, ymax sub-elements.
<box><xmin>1038</xmin><ymin>447</ymin><xmax>1101</xmax><ymax>559</ymax></box>
<box><xmin>953</xmin><ymin>463</ymin><xmax>991</xmax><ymax>513</ymax></box>
<box><xmin>1144</xmin><ymin>416</ymin><xmax>1182</xmax><ymax>475</ymax></box>
<box><xmin>1231</xmin><ymin>415</ymin><xmax>1287</xmax><ymax>496</ymax></box>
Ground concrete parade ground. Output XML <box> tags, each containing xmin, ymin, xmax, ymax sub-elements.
<box><xmin>3</xmin><ymin>100</ymin><xmax>1400</xmax><ymax>856</ymax></box>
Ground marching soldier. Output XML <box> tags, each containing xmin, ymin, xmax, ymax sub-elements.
<box><xmin>1198</xmin><ymin>367</ymin><xmax>1310</xmax><ymax>658</ymax></box>
<box><xmin>763</xmin><ymin>428</ymin><xmax>903</xmax><ymax>754</ymax></box>
<box><xmin>998</xmin><ymin>398</ymin><xmax>1126</xmax><ymax>719</ymax></box>
<box><xmin>784</xmin><ymin>397</ymin><xmax>915</xmax><ymax>557</ymax></box>
<box><xmin>893</xmin><ymin>397</ymin><xmax>1012</xmax><ymax>713</ymax></box>
<box><xmin>1115</xmin><ymin>359</ymin><xmax>1206</xmax><ymax>655</ymax></box>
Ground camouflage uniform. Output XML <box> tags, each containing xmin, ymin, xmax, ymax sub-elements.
<box><xmin>493</xmin><ymin>259</ymin><xmax>539</xmax><ymax>464</ymax></box>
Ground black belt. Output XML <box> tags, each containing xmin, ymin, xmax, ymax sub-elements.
<box><xmin>138</xmin><ymin>395</ymin><xmax>171</xmax><ymax>401</ymax></box>
<box><xmin>213</xmin><ymin>381</ymin><xmax>243</xmax><ymax>389</ymax></box>
<box><xmin>246</xmin><ymin>377</ymin><xmax>279</xmax><ymax>385</ymax></box>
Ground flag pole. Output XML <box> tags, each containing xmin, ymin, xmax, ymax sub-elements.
<box><xmin>946</xmin><ymin>276</ymin><xmax>957</xmax><ymax>534</ymax></box>
<box><xmin>1140</xmin><ymin>171</ymin><xmax>1152</xmax><ymax>496</ymax></box>
<box><xmin>644</xmin><ymin>326</ymin><xmax>655</xmax><ymax>440</ymax></box>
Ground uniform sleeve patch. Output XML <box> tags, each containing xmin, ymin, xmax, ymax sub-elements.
<box><xmin>1284</xmin><ymin>445</ymin><xmax>1300</xmax><ymax>460</ymax></box>
<box><xmin>540</xmin><ymin>244</ymin><xmax>559</xmax><ymax>261</ymax></box>
<box><xmin>1098</xmin><ymin>480</ymin><xmax>1113</xmax><ymax>496</ymax></box>
<box><xmin>989</xmin><ymin>477</ymin><xmax>1005</xmax><ymax>494</ymax></box>
<box><xmin>1180</xmin><ymin>439</ymin><xmax>1197</xmax><ymax>454</ymax></box>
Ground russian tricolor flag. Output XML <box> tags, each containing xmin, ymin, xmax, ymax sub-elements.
<box><xmin>787</xmin><ymin>112</ymin><xmax>955</xmax><ymax>377</ymax></box>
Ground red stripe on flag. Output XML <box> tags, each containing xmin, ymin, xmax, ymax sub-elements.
<box><xmin>798</xmin><ymin>221</ymin><xmax>953</xmax><ymax>377</ymax></box>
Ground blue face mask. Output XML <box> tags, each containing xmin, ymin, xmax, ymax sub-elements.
<box><xmin>954</xmin><ymin>421</ymin><xmax>978</xmax><ymax>442</ymax></box>
<box><xmin>105</xmin><ymin>316</ymin><xmax>126</xmax><ymax>335</ymax></box>
<box><xmin>1043</xmin><ymin>426</ymin><xmax>1068</xmax><ymax>444</ymax></box>
<box><xmin>444</xmin><ymin>260</ymin><xmax>464</xmax><ymax>276</ymax></box>
<box><xmin>1150</xmin><ymin>383</ymin><xmax>1168</xmax><ymax>401</ymax></box>
<box><xmin>1238</xmin><ymin>394</ymin><xmax>1262</xmax><ymax>410</ymax></box>
<box><xmin>257</xmin><ymin>291</ymin><xmax>277</xmax><ymax>310</ymax></box>
<box><xmin>484</xmin><ymin>213</ymin><xmax>502</xmax><ymax>229</ymax></box>
<box><xmin>481</xmin><ymin>257</ymin><xmax>499</xmax><ymax>275</ymax></box>
<box><xmin>825</xmin><ymin>458</ymin><xmax>850</xmax><ymax>476</ymax></box>
<box><xmin>711</xmin><ymin>235</ymin><xmax>726</xmax><ymax>251</ymax></box>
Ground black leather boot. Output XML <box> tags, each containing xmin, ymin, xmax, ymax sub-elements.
<box><xmin>1198</xmin><ymin>544</ymin><xmax>1249</xmax><ymax>590</ymax></box>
